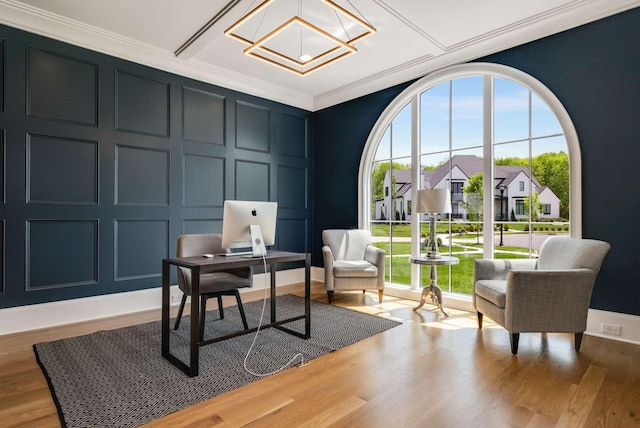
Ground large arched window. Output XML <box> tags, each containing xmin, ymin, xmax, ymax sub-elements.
<box><xmin>359</xmin><ymin>63</ymin><xmax>581</xmax><ymax>300</ymax></box>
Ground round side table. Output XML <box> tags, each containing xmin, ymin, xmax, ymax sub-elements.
<box><xmin>409</xmin><ymin>255</ymin><xmax>459</xmax><ymax>316</ymax></box>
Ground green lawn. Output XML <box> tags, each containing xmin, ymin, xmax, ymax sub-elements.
<box><xmin>370</xmin><ymin>222</ymin><xmax>555</xmax><ymax>295</ymax></box>
<box><xmin>372</xmin><ymin>241</ymin><xmax>529</xmax><ymax>295</ymax></box>
<box><xmin>371</xmin><ymin>222</ymin><xmax>568</xmax><ymax>237</ymax></box>
<box><xmin>383</xmin><ymin>252</ymin><xmax>529</xmax><ymax>295</ymax></box>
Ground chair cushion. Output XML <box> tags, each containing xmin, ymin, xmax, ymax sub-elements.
<box><xmin>475</xmin><ymin>280</ymin><xmax>507</xmax><ymax>308</ymax></box>
<box><xmin>333</xmin><ymin>260</ymin><xmax>378</xmax><ymax>278</ymax></box>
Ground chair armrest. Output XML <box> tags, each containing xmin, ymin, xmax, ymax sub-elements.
<box><xmin>505</xmin><ymin>268</ymin><xmax>597</xmax><ymax>332</ymax></box>
<box><xmin>365</xmin><ymin>245</ymin><xmax>386</xmax><ymax>289</ymax></box>
<box><xmin>364</xmin><ymin>245</ymin><xmax>385</xmax><ymax>267</ymax></box>
<box><xmin>473</xmin><ymin>259</ymin><xmax>536</xmax><ymax>282</ymax></box>
<box><xmin>322</xmin><ymin>245</ymin><xmax>335</xmax><ymax>291</ymax></box>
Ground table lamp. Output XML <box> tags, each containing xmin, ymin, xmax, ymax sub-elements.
<box><xmin>416</xmin><ymin>188</ymin><xmax>452</xmax><ymax>259</ymax></box>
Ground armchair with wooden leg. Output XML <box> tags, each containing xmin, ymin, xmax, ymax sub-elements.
<box><xmin>473</xmin><ymin>236</ymin><xmax>610</xmax><ymax>354</ymax></box>
<box><xmin>322</xmin><ymin>229</ymin><xmax>385</xmax><ymax>304</ymax></box>
<box><xmin>173</xmin><ymin>234</ymin><xmax>252</xmax><ymax>341</ymax></box>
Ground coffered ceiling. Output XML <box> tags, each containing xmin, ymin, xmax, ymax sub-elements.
<box><xmin>0</xmin><ymin>0</ymin><xmax>638</xmax><ymax>111</ymax></box>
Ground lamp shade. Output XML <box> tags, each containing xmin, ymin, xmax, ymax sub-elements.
<box><xmin>416</xmin><ymin>189</ymin><xmax>451</xmax><ymax>214</ymax></box>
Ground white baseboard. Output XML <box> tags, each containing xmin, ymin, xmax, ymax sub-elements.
<box><xmin>4</xmin><ymin>266</ymin><xmax>638</xmax><ymax>346</ymax></box>
<box><xmin>0</xmin><ymin>268</ymin><xmax>307</xmax><ymax>336</ymax></box>
<box><xmin>585</xmin><ymin>308</ymin><xmax>640</xmax><ymax>345</ymax></box>
<box><xmin>325</xmin><ymin>269</ymin><xmax>640</xmax><ymax>346</ymax></box>
<box><xmin>384</xmin><ymin>285</ymin><xmax>640</xmax><ymax>345</ymax></box>
<box><xmin>311</xmin><ymin>266</ymin><xmax>324</xmax><ymax>283</ymax></box>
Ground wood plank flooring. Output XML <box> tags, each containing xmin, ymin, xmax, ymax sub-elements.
<box><xmin>1</xmin><ymin>282</ymin><xmax>639</xmax><ymax>427</ymax></box>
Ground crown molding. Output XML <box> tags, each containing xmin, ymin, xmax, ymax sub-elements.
<box><xmin>0</xmin><ymin>0</ymin><xmax>314</xmax><ymax>111</ymax></box>
<box><xmin>312</xmin><ymin>0</ymin><xmax>640</xmax><ymax>110</ymax></box>
<box><xmin>1</xmin><ymin>0</ymin><xmax>638</xmax><ymax>112</ymax></box>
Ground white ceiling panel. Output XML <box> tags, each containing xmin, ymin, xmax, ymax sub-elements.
<box><xmin>12</xmin><ymin>0</ymin><xmax>225</xmax><ymax>51</ymax></box>
<box><xmin>0</xmin><ymin>0</ymin><xmax>638</xmax><ymax>110</ymax></box>
<box><xmin>382</xmin><ymin>0</ymin><xmax>583</xmax><ymax>48</ymax></box>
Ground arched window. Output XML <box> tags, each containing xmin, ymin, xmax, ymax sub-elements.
<box><xmin>359</xmin><ymin>63</ymin><xmax>581</xmax><ymax>299</ymax></box>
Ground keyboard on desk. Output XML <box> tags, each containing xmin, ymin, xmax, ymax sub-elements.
<box><xmin>220</xmin><ymin>251</ymin><xmax>253</xmax><ymax>257</ymax></box>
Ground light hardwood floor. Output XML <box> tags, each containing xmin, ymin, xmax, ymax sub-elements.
<box><xmin>1</xmin><ymin>282</ymin><xmax>639</xmax><ymax>427</ymax></box>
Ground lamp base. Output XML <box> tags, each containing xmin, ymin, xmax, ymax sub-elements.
<box><xmin>424</xmin><ymin>215</ymin><xmax>441</xmax><ymax>258</ymax></box>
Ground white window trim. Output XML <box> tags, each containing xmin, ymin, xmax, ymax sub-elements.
<box><xmin>359</xmin><ymin>63</ymin><xmax>581</xmax><ymax>238</ymax></box>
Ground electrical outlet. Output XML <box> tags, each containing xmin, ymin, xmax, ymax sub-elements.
<box><xmin>171</xmin><ymin>294</ymin><xmax>182</xmax><ymax>304</ymax></box>
<box><xmin>601</xmin><ymin>323</ymin><xmax>621</xmax><ymax>336</ymax></box>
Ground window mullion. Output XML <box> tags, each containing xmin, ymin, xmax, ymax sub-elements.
<box><xmin>410</xmin><ymin>94</ymin><xmax>421</xmax><ymax>290</ymax></box>
<box><xmin>482</xmin><ymin>75</ymin><xmax>494</xmax><ymax>258</ymax></box>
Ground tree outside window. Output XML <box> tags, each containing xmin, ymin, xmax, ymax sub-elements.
<box><xmin>363</xmin><ymin>63</ymin><xmax>578</xmax><ymax>296</ymax></box>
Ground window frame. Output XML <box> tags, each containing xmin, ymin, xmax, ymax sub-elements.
<box><xmin>359</xmin><ymin>63</ymin><xmax>582</xmax><ymax>258</ymax></box>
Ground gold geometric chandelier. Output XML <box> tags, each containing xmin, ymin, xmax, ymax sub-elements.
<box><xmin>224</xmin><ymin>0</ymin><xmax>376</xmax><ymax>76</ymax></box>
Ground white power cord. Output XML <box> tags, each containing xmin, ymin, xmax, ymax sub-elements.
<box><xmin>243</xmin><ymin>253</ymin><xmax>304</xmax><ymax>377</ymax></box>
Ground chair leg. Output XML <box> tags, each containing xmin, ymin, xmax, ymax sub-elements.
<box><xmin>477</xmin><ymin>312</ymin><xmax>483</xmax><ymax>329</ymax></box>
<box><xmin>233</xmin><ymin>290</ymin><xmax>249</xmax><ymax>330</ymax></box>
<box><xmin>378</xmin><ymin>289</ymin><xmax>384</xmax><ymax>304</ymax></box>
<box><xmin>173</xmin><ymin>293</ymin><xmax>187</xmax><ymax>330</ymax></box>
<box><xmin>327</xmin><ymin>291</ymin><xmax>334</xmax><ymax>304</ymax></box>
<box><xmin>199</xmin><ymin>295</ymin><xmax>208</xmax><ymax>342</ymax></box>
<box><xmin>575</xmin><ymin>332</ymin><xmax>584</xmax><ymax>351</ymax></box>
<box><xmin>510</xmin><ymin>333</ymin><xmax>520</xmax><ymax>355</ymax></box>
<box><xmin>217</xmin><ymin>295</ymin><xmax>224</xmax><ymax>320</ymax></box>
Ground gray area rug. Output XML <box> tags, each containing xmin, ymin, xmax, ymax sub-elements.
<box><xmin>34</xmin><ymin>294</ymin><xmax>401</xmax><ymax>427</ymax></box>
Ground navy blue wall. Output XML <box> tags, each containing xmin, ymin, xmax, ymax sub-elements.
<box><xmin>312</xmin><ymin>8</ymin><xmax>640</xmax><ymax>316</ymax></box>
<box><xmin>0</xmin><ymin>24</ymin><xmax>312</xmax><ymax>309</ymax></box>
<box><xmin>312</xmin><ymin>82</ymin><xmax>411</xmax><ymax>230</ymax></box>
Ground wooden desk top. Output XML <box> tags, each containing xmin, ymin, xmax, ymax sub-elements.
<box><xmin>163</xmin><ymin>250</ymin><xmax>308</xmax><ymax>271</ymax></box>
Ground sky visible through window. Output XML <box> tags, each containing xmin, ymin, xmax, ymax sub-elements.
<box><xmin>369</xmin><ymin>72</ymin><xmax>571</xmax><ymax>293</ymax></box>
<box><xmin>375</xmin><ymin>76</ymin><xmax>565</xmax><ymax>164</ymax></box>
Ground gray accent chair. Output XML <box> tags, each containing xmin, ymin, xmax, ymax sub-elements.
<box><xmin>473</xmin><ymin>236</ymin><xmax>610</xmax><ymax>354</ymax></box>
<box><xmin>322</xmin><ymin>229</ymin><xmax>385</xmax><ymax>304</ymax></box>
<box><xmin>174</xmin><ymin>233</ymin><xmax>252</xmax><ymax>341</ymax></box>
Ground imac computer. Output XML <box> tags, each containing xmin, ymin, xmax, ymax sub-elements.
<box><xmin>221</xmin><ymin>200</ymin><xmax>277</xmax><ymax>257</ymax></box>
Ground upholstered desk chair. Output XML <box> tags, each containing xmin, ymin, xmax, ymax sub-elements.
<box><xmin>473</xmin><ymin>236</ymin><xmax>610</xmax><ymax>354</ymax></box>
<box><xmin>174</xmin><ymin>233</ymin><xmax>252</xmax><ymax>341</ymax></box>
<box><xmin>322</xmin><ymin>229</ymin><xmax>385</xmax><ymax>304</ymax></box>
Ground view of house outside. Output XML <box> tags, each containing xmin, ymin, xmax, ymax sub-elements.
<box><xmin>369</xmin><ymin>75</ymin><xmax>570</xmax><ymax>296</ymax></box>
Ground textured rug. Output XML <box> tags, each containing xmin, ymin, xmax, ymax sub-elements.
<box><xmin>34</xmin><ymin>294</ymin><xmax>401</xmax><ymax>428</ymax></box>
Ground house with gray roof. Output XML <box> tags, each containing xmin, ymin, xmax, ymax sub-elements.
<box><xmin>376</xmin><ymin>155</ymin><xmax>560</xmax><ymax>221</ymax></box>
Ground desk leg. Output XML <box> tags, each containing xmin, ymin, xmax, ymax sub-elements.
<box><xmin>305</xmin><ymin>253</ymin><xmax>311</xmax><ymax>338</ymax></box>
<box><xmin>270</xmin><ymin>263</ymin><xmax>277</xmax><ymax>323</ymax></box>
<box><xmin>189</xmin><ymin>266</ymin><xmax>200</xmax><ymax>377</ymax></box>
<box><xmin>161</xmin><ymin>260</ymin><xmax>170</xmax><ymax>355</ymax></box>
<box><xmin>413</xmin><ymin>265</ymin><xmax>449</xmax><ymax>316</ymax></box>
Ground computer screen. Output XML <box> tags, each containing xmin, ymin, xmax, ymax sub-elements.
<box><xmin>221</xmin><ymin>200</ymin><xmax>277</xmax><ymax>256</ymax></box>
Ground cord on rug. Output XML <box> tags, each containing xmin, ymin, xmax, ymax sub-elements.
<box><xmin>243</xmin><ymin>253</ymin><xmax>304</xmax><ymax>377</ymax></box>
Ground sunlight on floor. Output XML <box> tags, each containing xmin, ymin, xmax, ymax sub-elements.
<box><xmin>339</xmin><ymin>291</ymin><xmax>507</xmax><ymax>330</ymax></box>
<box><xmin>418</xmin><ymin>308</ymin><xmax>502</xmax><ymax>331</ymax></box>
